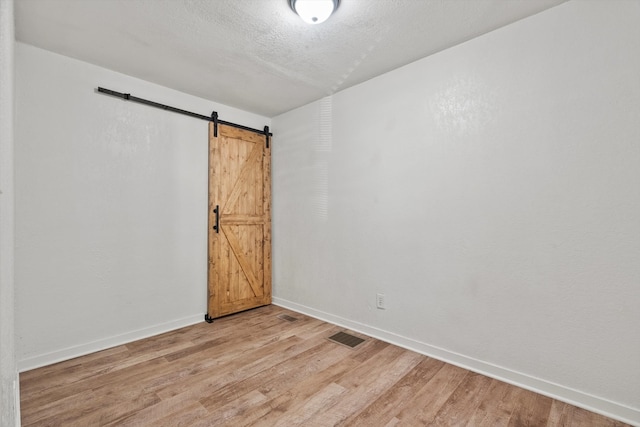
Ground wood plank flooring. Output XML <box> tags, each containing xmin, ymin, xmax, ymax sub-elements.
<box><xmin>20</xmin><ymin>305</ymin><xmax>629</xmax><ymax>426</ymax></box>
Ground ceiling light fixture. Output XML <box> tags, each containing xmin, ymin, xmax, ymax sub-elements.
<box><xmin>289</xmin><ymin>0</ymin><xmax>340</xmax><ymax>25</ymax></box>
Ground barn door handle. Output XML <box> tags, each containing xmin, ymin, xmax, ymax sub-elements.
<box><xmin>213</xmin><ymin>205</ymin><xmax>219</xmax><ymax>233</ymax></box>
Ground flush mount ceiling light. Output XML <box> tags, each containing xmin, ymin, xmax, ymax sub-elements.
<box><xmin>289</xmin><ymin>0</ymin><xmax>340</xmax><ymax>25</ymax></box>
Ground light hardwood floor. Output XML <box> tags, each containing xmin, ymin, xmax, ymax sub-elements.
<box><xmin>20</xmin><ymin>305</ymin><xmax>629</xmax><ymax>426</ymax></box>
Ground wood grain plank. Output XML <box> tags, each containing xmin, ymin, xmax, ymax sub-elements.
<box><xmin>156</xmin><ymin>322</ymin><xmax>328</xmax><ymax>401</ymax></box>
<box><xmin>231</xmin><ymin>337</ymin><xmax>390</xmax><ymax>426</ymax></box>
<box><xmin>154</xmin><ymin>402</ymin><xmax>209</xmax><ymax>427</ymax></box>
<box><xmin>221</xmin><ymin>142</ymin><xmax>261</xmax><ymax>214</ymax></box>
<box><xmin>20</xmin><ymin>356</ymin><xmax>168</xmax><ymax>415</ymax></box>
<box><xmin>116</xmin><ymin>336</ymin><xmax>306</xmax><ymax>426</ymax></box>
<box><xmin>570</xmin><ymin>405</ymin><xmax>626</xmax><ymax>427</ymax></box>
<box><xmin>548</xmin><ymin>400</ymin><xmax>574</xmax><ymax>426</ymax></box>
<box><xmin>430</xmin><ymin>371</ymin><xmax>494</xmax><ymax>426</ymax></box>
<box><xmin>262</xmin><ymin>135</ymin><xmax>272</xmax><ymax>310</ymax></box>
<box><xmin>198</xmin><ymin>340</ymin><xmax>350</xmax><ymax>410</ymax></box>
<box><xmin>394</xmin><ymin>363</ymin><xmax>470</xmax><ymax>425</ymax></box>
<box><xmin>194</xmin><ymin>390</ymin><xmax>269</xmax><ymax>427</ymax></box>
<box><xmin>326</xmin><ymin>349</ymin><xmax>424</xmax><ymax>426</ymax></box>
<box><xmin>464</xmin><ymin>379</ymin><xmax>511</xmax><ymax>426</ymax></box>
<box><xmin>343</xmin><ymin>356</ymin><xmax>445</xmax><ymax>426</ymax></box>
<box><xmin>233</xmin><ymin>356</ymin><xmax>362</xmax><ymax>426</ymax></box>
<box><xmin>267</xmin><ymin>382</ymin><xmax>347</xmax><ymax>427</ymax></box>
<box><xmin>220</xmin><ymin>125</ymin><xmax>266</xmax><ymax>144</ymax></box>
<box><xmin>475</xmin><ymin>380</ymin><xmax>526</xmax><ymax>427</ymax></box>
<box><xmin>20</xmin><ymin>306</ymin><xmax>631</xmax><ymax>427</ymax></box>
<box><xmin>157</xmin><ymin>326</ymin><xmax>333</xmax><ymax>403</ymax></box>
<box><xmin>207</xmin><ymin>121</ymin><xmax>222</xmax><ymax>318</ymax></box>
<box><xmin>19</xmin><ymin>345</ymin><xmax>130</xmax><ymax>396</ymax></box>
<box><xmin>222</xmin><ymin>225</ymin><xmax>262</xmax><ymax>297</ymax></box>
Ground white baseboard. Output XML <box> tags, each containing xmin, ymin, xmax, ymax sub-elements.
<box><xmin>18</xmin><ymin>313</ymin><xmax>204</xmax><ymax>372</ymax></box>
<box><xmin>273</xmin><ymin>297</ymin><xmax>640</xmax><ymax>427</ymax></box>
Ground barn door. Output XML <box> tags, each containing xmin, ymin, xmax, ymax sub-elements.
<box><xmin>207</xmin><ymin>123</ymin><xmax>271</xmax><ymax>319</ymax></box>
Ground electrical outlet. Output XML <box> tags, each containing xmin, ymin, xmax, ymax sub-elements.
<box><xmin>376</xmin><ymin>293</ymin><xmax>385</xmax><ymax>310</ymax></box>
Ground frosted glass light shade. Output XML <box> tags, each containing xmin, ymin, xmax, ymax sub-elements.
<box><xmin>290</xmin><ymin>0</ymin><xmax>339</xmax><ymax>25</ymax></box>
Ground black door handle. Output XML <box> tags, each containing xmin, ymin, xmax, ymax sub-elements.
<box><xmin>213</xmin><ymin>205</ymin><xmax>219</xmax><ymax>233</ymax></box>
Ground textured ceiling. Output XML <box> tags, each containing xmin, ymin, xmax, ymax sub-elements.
<box><xmin>16</xmin><ymin>0</ymin><xmax>567</xmax><ymax>117</ymax></box>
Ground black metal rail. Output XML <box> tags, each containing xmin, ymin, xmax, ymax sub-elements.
<box><xmin>96</xmin><ymin>87</ymin><xmax>272</xmax><ymax>146</ymax></box>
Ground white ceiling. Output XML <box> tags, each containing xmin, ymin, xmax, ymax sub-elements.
<box><xmin>16</xmin><ymin>0</ymin><xmax>567</xmax><ymax>117</ymax></box>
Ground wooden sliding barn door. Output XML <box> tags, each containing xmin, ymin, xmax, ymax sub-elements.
<box><xmin>207</xmin><ymin>123</ymin><xmax>271</xmax><ymax>319</ymax></box>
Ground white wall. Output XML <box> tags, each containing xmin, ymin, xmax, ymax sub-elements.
<box><xmin>15</xmin><ymin>42</ymin><xmax>270</xmax><ymax>370</ymax></box>
<box><xmin>1</xmin><ymin>0</ymin><xmax>20</xmax><ymax>425</ymax></box>
<box><xmin>272</xmin><ymin>1</ymin><xmax>640</xmax><ymax>424</ymax></box>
